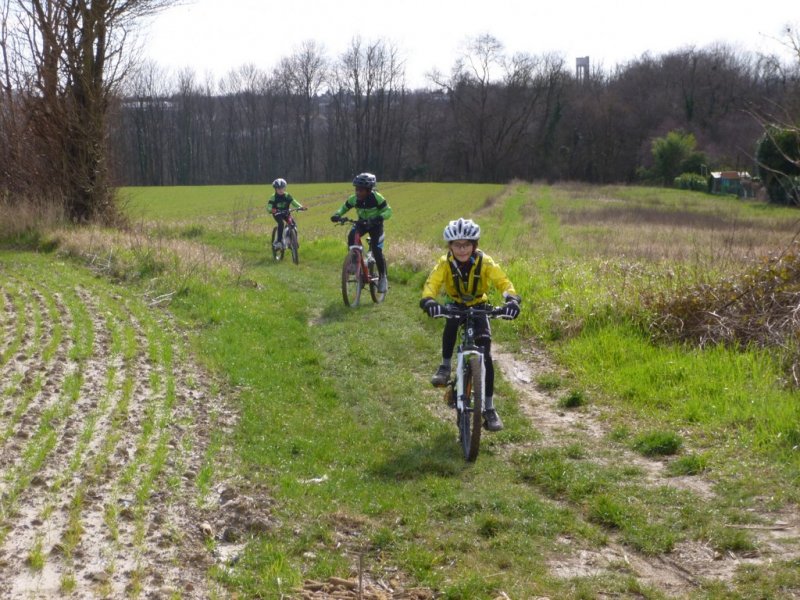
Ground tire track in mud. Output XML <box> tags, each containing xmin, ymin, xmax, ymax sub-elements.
<box><xmin>489</xmin><ymin>345</ymin><xmax>800</xmax><ymax>598</ymax></box>
<box><xmin>0</xmin><ymin>267</ymin><xmax>235</xmax><ymax>599</ymax></box>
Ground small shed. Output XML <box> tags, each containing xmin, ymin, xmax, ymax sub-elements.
<box><xmin>709</xmin><ymin>171</ymin><xmax>753</xmax><ymax>197</ymax></box>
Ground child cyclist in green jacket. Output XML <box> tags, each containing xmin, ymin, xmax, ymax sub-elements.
<box><xmin>268</xmin><ymin>178</ymin><xmax>306</xmax><ymax>250</ymax></box>
<box><xmin>419</xmin><ymin>218</ymin><xmax>521</xmax><ymax>432</ymax></box>
<box><xmin>330</xmin><ymin>173</ymin><xmax>392</xmax><ymax>293</ymax></box>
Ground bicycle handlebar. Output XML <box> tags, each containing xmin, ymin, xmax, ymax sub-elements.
<box><xmin>274</xmin><ymin>207</ymin><xmax>306</xmax><ymax>216</ymax></box>
<box><xmin>437</xmin><ymin>304</ymin><xmax>507</xmax><ymax>319</ymax></box>
<box><xmin>333</xmin><ymin>216</ymin><xmax>383</xmax><ymax>227</ymax></box>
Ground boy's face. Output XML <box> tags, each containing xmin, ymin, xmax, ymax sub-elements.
<box><xmin>355</xmin><ymin>186</ymin><xmax>370</xmax><ymax>200</ymax></box>
<box><xmin>275</xmin><ymin>188</ymin><xmax>286</xmax><ymax>196</ymax></box>
<box><xmin>449</xmin><ymin>240</ymin><xmax>475</xmax><ymax>263</ymax></box>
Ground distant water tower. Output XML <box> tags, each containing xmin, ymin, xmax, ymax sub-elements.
<box><xmin>576</xmin><ymin>56</ymin><xmax>590</xmax><ymax>83</ymax></box>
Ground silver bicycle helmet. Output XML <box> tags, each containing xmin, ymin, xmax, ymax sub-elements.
<box><xmin>443</xmin><ymin>218</ymin><xmax>481</xmax><ymax>242</ymax></box>
<box><xmin>272</xmin><ymin>178</ymin><xmax>287</xmax><ymax>189</ymax></box>
<box><xmin>352</xmin><ymin>172</ymin><xmax>377</xmax><ymax>189</ymax></box>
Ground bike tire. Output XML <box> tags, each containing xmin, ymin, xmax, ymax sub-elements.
<box><xmin>458</xmin><ymin>354</ymin><xmax>484</xmax><ymax>462</ymax></box>
<box><xmin>368</xmin><ymin>257</ymin><xmax>386</xmax><ymax>303</ymax></box>
<box><xmin>341</xmin><ymin>249</ymin><xmax>362</xmax><ymax>307</ymax></box>
<box><xmin>289</xmin><ymin>229</ymin><xmax>299</xmax><ymax>264</ymax></box>
<box><xmin>271</xmin><ymin>227</ymin><xmax>284</xmax><ymax>261</ymax></box>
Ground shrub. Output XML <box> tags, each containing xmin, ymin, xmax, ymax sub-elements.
<box><xmin>756</xmin><ymin>126</ymin><xmax>800</xmax><ymax>205</ymax></box>
<box><xmin>673</xmin><ymin>172</ymin><xmax>708</xmax><ymax>192</ymax></box>
<box><xmin>646</xmin><ymin>243</ymin><xmax>800</xmax><ymax>384</ymax></box>
<box><xmin>651</xmin><ymin>130</ymin><xmax>698</xmax><ymax>186</ymax></box>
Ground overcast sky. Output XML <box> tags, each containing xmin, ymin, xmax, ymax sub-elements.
<box><xmin>140</xmin><ymin>0</ymin><xmax>797</xmax><ymax>88</ymax></box>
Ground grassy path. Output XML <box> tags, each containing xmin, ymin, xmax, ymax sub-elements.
<box><xmin>159</xmin><ymin>184</ymin><xmax>800</xmax><ymax>599</ymax></box>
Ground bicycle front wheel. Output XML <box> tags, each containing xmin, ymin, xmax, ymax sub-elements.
<box><xmin>341</xmin><ymin>250</ymin><xmax>363</xmax><ymax>307</ymax></box>
<box><xmin>458</xmin><ymin>354</ymin><xmax>484</xmax><ymax>462</ymax></box>
<box><xmin>271</xmin><ymin>228</ymin><xmax>284</xmax><ymax>261</ymax></box>
<box><xmin>289</xmin><ymin>229</ymin><xmax>299</xmax><ymax>264</ymax></box>
<box><xmin>368</xmin><ymin>257</ymin><xmax>386</xmax><ymax>303</ymax></box>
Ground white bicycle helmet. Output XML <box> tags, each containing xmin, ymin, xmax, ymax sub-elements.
<box><xmin>352</xmin><ymin>172</ymin><xmax>377</xmax><ymax>189</ymax></box>
<box><xmin>443</xmin><ymin>218</ymin><xmax>481</xmax><ymax>242</ymax></box>
<box><xmin>272</xmin><ymin>178</ymin><xmax>287</xmax><ymax>189</ymax></box>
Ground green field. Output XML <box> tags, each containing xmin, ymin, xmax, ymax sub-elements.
<box><xmin>2</xmin><ymin>181</ymin><xmax>800</xmax><ymax>598</ymax></box>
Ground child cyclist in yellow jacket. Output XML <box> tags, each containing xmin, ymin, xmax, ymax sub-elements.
<box><xmin>330</xmin><ymin>173</ymin><xmax>392</xmax><ymax>293</ymax></box>
<box><xmin>419</xmin><ymin>218</ymin><xmax>521</xmax><ymax>431</ymax></box>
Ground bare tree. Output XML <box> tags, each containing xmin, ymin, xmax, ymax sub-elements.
<box><xmin>278</xmin><ymin>40</ymin><xmax>328</xmax><ymax>181</ymax></box>
<box><xmin>4</xmin><ymin>0</ymin><xmax>176</xmax><ymax>222</ymax></box>
<box><xmin>328</xmin><ymin>37</ymin><xmax>407</xmax><ymax>179</ymax></box>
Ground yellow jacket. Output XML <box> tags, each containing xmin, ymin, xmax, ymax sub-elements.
<box><xmin>421</xmin><ymin>250</ymin><xmax>518</xmax><ymax>306</ymax></box>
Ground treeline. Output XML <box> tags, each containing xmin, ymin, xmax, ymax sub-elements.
<box><xmin>111</xmin><ymin>35</ymin><xmax>800</xmax><ymax>187</ymax></box>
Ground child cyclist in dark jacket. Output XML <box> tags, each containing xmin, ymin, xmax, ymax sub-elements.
<box><xmin>419</xmin><ymin>218</ymin><xmax>521</xmax><ymax>432</ymax></box>
<box><xmin>268</xmin><ymin>178</ymin><xmax>306</xmax><ymax>249</ymax></box>
<box><xmin>330</xmin><ymin>172</ymin><xmax>392</xmax><ymax>293</ymax></box>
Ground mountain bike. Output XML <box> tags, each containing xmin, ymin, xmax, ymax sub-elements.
<box><xmin>438</xmin><ymin>304</ymin><xmax>507</xmax><ymax>462</ymax></box>
<box><xmin>271</xmin><ymin>207</ymin><xmax>306</xmax><ymax>264</ymax></box>
<box><xmin>335</xmin><ymin>217</ymin><xmax>386</xmax><ymax>307</ymax></box>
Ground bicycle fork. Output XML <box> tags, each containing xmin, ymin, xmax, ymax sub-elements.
<box><xmin>455</xmin><ymin>349</ymin><xmax>485</xmax><ymax>412</ymax></box>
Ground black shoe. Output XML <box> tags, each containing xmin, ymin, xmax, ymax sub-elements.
<box><xmin>483</xmin><ymin>409</ymin><xmax>504</xmax><ymax>432</ymax></box>
<box><xmin>431</xmin><ymin>365</ymin><xmax>450</xmax><ymax>387</ymax></box>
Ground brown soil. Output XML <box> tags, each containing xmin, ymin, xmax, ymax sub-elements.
<box><xmin>0</xmin><ymin>276</ymin><xmax>242</xmax><ymax>599</ymax></box>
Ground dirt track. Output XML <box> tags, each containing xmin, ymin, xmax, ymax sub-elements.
<box><xmin>491</xmin><ymin>346</ymin><xmax>800</xmax><ymax>598</ymax></box>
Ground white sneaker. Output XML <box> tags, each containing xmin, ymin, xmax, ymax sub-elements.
<box><xmin>377</xmin><ymin>275</ymin><xmax>388</xmax><ymax>293</ymax></box>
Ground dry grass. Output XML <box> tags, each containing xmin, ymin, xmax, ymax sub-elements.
<box><xmin>559</xmin><ymin>205</ymin><xmax>800</xmax><ymax>267</ymax></box>
<box><xmin>0</xmin><ymin>196</ymin><xmax>67</xmax><ymax>239</ymax></box>
<box><xmin>646</xmin><ymin>243</ymin><xmax>800</xmax><ymax>385</ymax></box>
<box><xmin>51</xmin><ymin>225</ymin><xmax>245</xmax><ymax>301</ymax></box>
<box><xmin>388</xmin><ymin>238</ymin><xmax>441</xmax><ymax>273</ymax></box>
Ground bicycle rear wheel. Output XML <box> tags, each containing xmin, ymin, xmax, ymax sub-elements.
<box><xmin>457</xmin><ymin>355</ymin><xmax>484</xmax><ymax>462</ymax></box>
<box><xmin>341</xmin><ymin>249</ymin><xmax>363</xmax><ymax>307</ymax></box>
<box><xmin>271</xmin><ymin>227</ymin><xmax>284</xmax><ymax>261</ymax></box>
<box><xmin>288</xmin><ymin>229</ymin><xmax>299</xmax><ymax>264</ymax></box>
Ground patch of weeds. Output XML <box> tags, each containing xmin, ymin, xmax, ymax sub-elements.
<box><xmin>608</xmin><ymin>426</ymin><xmax>630</xmax><ymax>443</ymax></box>
<box><xmin>588</xmin><ymin>494</ymin><xmax>678</xmax><ymax>554</ymax></box>
<box><xmin>536</xmin><ymin>372</ymin><xmax>562</xmax><ymax>391</ymax></box>
<box><xmin>303</xmin><ymin>548</ymin><xmax>350</xmax><ymax>582</ymax></box>
<box><xmin>666</xmin><ymin>453</ymin><xmax>708</xmax><ymax>476</ymax></box>
<box><xmin>628</xmin><ymin>523</ymin><xmax>678</xmax><ymax>555</ymax></box>
<box><xmin>476</xmin><ymin>514</ymin><xmax>511</xmax><ymax>539</ymax></box>
<box><xmin>564</xmin><ymin>443</ymin><xmax>585</xmax><ymax>459</ymax></box>
<box><xmin>778</xmin><ymin>427</ymin><xmax>800</xmax><ymax>451</ymax></box>
<box><xmin>517</xmin><ymin>448</ymin><xmax>571</xmax><ymax>497</ymax></box>
<box><xmin>732</xmin><ymin>558</ymin><xmax>800</xmax><ymax>596</ymax></box>
<box><xmin>405</xmin><ymin>546</ymin><xmax>439</xmax><ymax>582</ymax></box>
<box><xmin>60</xmin><ymin>572</ymin><xmax>77</xmax><ymax>594</ymax></box>
<box><xmin>26</xmin><ymin>537</ymin><xmax>45</xmax><ymax>570</ymax></box>
<box><xmin>442</xmin><ymin>572</ymin><xmax>500</xmax><ymax>599</ymax></box>
<box><xmin>558</xmin><ymin>388</ymin><xmax>587</xmax><ymax>409</ymax></box>
<box><xmin>588</xmin><ymin>494</ymin><xmax>629</xmax><ymax>529</ymax></box>
<box><xmin>180</xmin><ymin>224</ymin><xmax>206</xmax><ymax>239</ymax></box>
<box><xmin>632</xmin><ymin>430</ymin><xmax>682</xmax><ymax>457</ymax></box>
<box><xmin>710</xmin><ymin>526</ymin><xmax>757</xmax><ymax>554</ymax></box>
<box><xmin>370</xmin><ymin>526</ymin><xmax>395</xmax><ymax>551</ymax></box>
